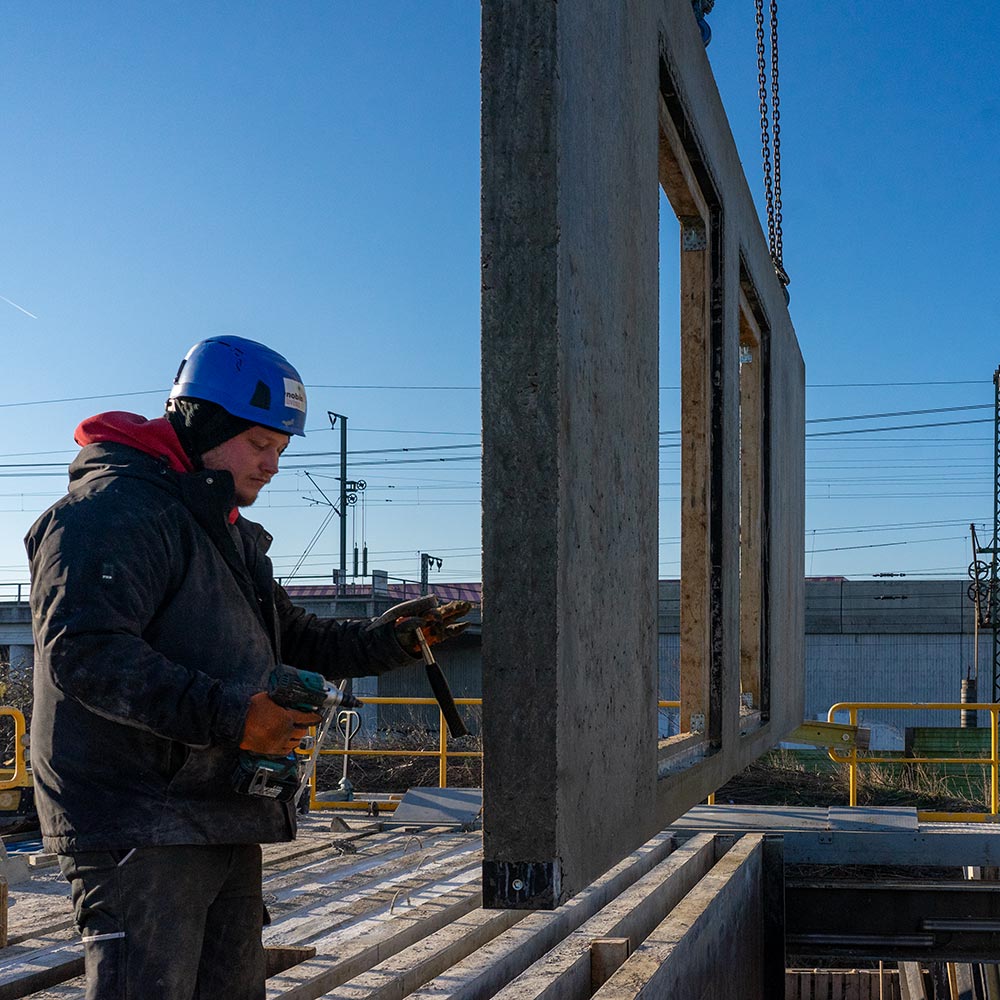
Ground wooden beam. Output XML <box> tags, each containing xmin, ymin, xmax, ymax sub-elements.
<box><xmin>788</xmin><ymin>721</ymin><xmax>871</xmax><ymax>750</ymax></box>
<box><xmin>658</xmin><ymin>94</ymin><xmax>709</xmax><ymax>223</ymax></box>
<box><xmin>677</xmin><ymin>175</ymin><xmax>713</xmax><ymax>739</ymax></box>
<box><xmin>590</xmin><ymin>939</ymin><xmax>631</xmax><ymax>993</ymax></box>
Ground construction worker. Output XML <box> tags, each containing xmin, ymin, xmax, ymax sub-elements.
<box><xmin>24</xmin><ymin>336</ymin><xmax>470</xmax><ymax>1000</ymax></box>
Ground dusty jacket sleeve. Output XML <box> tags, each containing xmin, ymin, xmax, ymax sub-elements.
<box><xmin>27</xmin><ymin>504</ymin><xmax>248</xmax><ymax>748</ymax></box>
<box><xmin>275</xmin><ymin>584</ymin><xmax>416</xmax><ymax>679</ymax></box>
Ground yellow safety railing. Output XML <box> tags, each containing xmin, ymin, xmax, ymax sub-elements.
<box><xmin>306</xmin><ymin>697</ymin><xmax>681</xmax><ymax>811</ymax></box>
<box><xmin>826</xmin><ymin>702</ymin><xmax>1000</xmax><ymax>823</ymax></box>
<box><xmin>305</xmin><ymin>696</ymin><xmax>482</xmax><ymax>812</ymax></box>
<box><xmin>0</xmin><ymin>707</ymin><xmax>30</xmax><ymax>791</ymax></box>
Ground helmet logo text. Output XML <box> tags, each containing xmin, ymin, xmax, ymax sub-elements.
<box><xmin>283</xmin><ymin>378</ymin><xmax>307</xmax><ymax>413</ymax></box>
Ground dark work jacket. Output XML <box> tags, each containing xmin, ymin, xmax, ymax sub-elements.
<box><xmin>25</xmin><ymin>439</ymin><xmax>412</xmax><ymax>853</ymax></box>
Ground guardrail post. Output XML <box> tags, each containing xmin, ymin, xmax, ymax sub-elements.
<box><xmin>0</xmin><ymin>709</ymin><xmax>28</xmax><ymax>791</ymax></box>
<box><xmin>849</xmin><ymin>707</ymin><xmax>858</xmax><ymax>807</ymax></box>
<box><xmin>439</xmin><ymin>709</ymin><xmax>448</xmax><ymax>788</ymax></box>
<box><xmin>987</xmin><ymin>706</ymin><xmax>995</xmax><ymax>813</ymax></box>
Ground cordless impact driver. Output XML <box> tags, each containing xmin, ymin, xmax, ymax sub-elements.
<box><xmin>232</xmin><ymin>664</ymin><xmax>362</xmax><ymax>803</ymax></box>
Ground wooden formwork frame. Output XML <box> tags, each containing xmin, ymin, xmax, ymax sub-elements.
<box><xmin>658</xmin><ymin>48</ymin><xmax>783</xmax><ymax>753</ymax></box>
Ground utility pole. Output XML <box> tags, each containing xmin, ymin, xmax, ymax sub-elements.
<box><xmin>993</xmin><ymin>366</ymin><xmax>1000</xmax><ymax>700</ymax></box>
<box><xmin>967</xmin><ymin>366</ymin><xmax>1000</xmax><ymax>702</ymax></box>
<box><xmin>420</xmin><ymin>552</ymin><xmax>442</xmax><ymax>595</ymax></box>
<box><xmin>326</xmin><ymin>412</ymin><xmax>365</xmax><ymax>596</ymax></box>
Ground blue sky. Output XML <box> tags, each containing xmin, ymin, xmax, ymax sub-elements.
<box><xmin>1</xmin><ymin>3</ymin><xmax>998</xmax><ymax>590</ymax></box>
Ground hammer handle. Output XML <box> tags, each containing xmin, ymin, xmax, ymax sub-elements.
<box><xmin>416</xmin><ymin>629</ymin><xmax>469</xmax><ymax>739</ymax></box>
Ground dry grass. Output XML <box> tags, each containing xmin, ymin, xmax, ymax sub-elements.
<box><xmin>314</xmin><ymin>705</ymin><xmax>484</xmax><ymax>795</ymax></box>
<box><xmin>716</xmin><ymin>748</ymin><xmax>988</xmax><ymax>814</ymax></box>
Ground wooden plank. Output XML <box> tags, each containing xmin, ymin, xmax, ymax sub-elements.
<box><xmin>590</xmin><ymin>834</ymin><xmax>766</xmax><ymax>999</ymax></box>
<box><xmin>657</xmin><ymin>95</ymin><xmax>709</xmax><ymax>222</ymax></box>
<box><xmin>949</xmin><ymin>963</ymin><xmax>976</xmax><ymax>999</ymax></box>
<box><xmin>5</xmin><ymin>913</ymin><xmax>75</xmax><ymax>948</ymax></box>
<box><xmin>589</xmin><ymin>939</ymin><xmax>630</xmax><ymax>994</ymax></box>
<box><xmin>782</xmin><ymin>970</ymin><xmax>802</xmax><ymax>999</ymax></box>
<box><xmin>981</xmin><ymin>963</ymin><xmax>1000</xmax><ymax>999</ymax></box>
<box><xmin>899</xmin><ymin>962</ymin><xmax>929</xmax><ymax>1000</ymax></box>
<box><xmin>738</xmin><ymin>301</ymin><xmax>763</xmax><ymax>715</ymax></box>
<box><xmin>675</xmin><ymin>140</ymin><xmax>713</xmax><ymax>741</ymax></box>
<box><xmin>26</xmin><ymin>854</ymin><xmax>59</xmax><ymax>869</ymax></box>
<box><xmin>492</xmin><ymin>833</ymin><xmax>718</xmax><ymax>1000</ymax></box>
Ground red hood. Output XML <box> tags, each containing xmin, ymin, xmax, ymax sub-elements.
<box><xmin>74</xmin><ymin>412</ymin><xmax>240</xmax><ymax>524</ymax></box>
<box><xmin>75</xmin><ymin>412</ymin><xmax>194</xmax><ymax>474</ymax></box>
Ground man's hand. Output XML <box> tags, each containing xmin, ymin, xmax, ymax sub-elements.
<box><xmin>368</xmin><ymin>595</ymin><xmax>473</xmax><ymax>656</ymax></box>
<box><xmin>239</xmin><ymin>692</ymin><xmax>321</xmax><ymax>756</ymax></box>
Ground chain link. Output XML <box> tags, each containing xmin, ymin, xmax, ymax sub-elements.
<box><xmin>769</xmin><ymin>0</ymin><xmax>785</xmax><ymax>280</ymax></box>
<box><xmin>755</xmin><ymin>0</ymin><xmax>788</xmax><ymax>286</ymax></box>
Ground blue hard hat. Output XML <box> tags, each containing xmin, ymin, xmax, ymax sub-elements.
<box><xmin>169</xmin><ymin>336</ymin><xmax>307</xmax><ymax>437</ymax></box>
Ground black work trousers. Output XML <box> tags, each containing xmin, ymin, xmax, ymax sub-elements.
<box><xmin>59</xmin><ymin>843</ymin><xmax>265</xmax><ymax>1000</ymax></box>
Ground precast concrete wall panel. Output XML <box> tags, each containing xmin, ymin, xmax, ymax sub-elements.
<box><xmin>481</xmin><ymin>0</ymin><xmax>661</xmax><ymax>908</ymax></box>
<box><xmin>481</xmin><ymin>0</ymin><xmax>804</xmax><ymax>908</ymax></box>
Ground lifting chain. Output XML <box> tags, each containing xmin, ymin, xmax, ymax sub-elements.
<box><xmin>755</xmin><ymin>0</ymin><xmax>788</xmax><ymax>289</ymax></box>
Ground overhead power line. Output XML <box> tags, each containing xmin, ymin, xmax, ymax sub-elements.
<box><xmin>307</xmin><ymin>383</ymin><xmax>478</xmax><ymax>391</ymax></box>
<box><xmin>807</xmin><ymin>404</ymin><xmax>991</xmax><ymax>424</ymax></box>
<box><xmin>807</xmin><ymin>418</ymin><xmax>991</xmax><ymax>438</ymax></box>
<box><xmin>0</xmin><ymin>380</ymin><xmax>989</xmax><ymax>411</ymax></box>
<box><xmin>0</xmin><ymin>390</ymin><xmax>165</xmax><ymax>409</ymax></box>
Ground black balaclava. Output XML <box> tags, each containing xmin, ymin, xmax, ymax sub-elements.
<box><xmin>165</xmin><ymin>397</ymin><xmax>256</xmax><ymax>470</ymax></box>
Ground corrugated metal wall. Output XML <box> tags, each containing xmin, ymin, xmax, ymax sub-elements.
<box><xmin>658</xmin><ymin>634</ymin><xmax>680</xmax><ymax>738</ymax></box>
<box><xmin>805</xmin><ymin>632</ymin><xmax>987</xmax><ymax>737</ymax></box>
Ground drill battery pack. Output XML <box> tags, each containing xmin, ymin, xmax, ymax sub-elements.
<box><xmin>231</xmin><ymin>753</ymin><xmax>301</xmax><ymax>803</ymax></box>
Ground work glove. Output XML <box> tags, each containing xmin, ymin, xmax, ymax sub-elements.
<box><xmin>368</xmin><ymin>595</ymin><xmax>473</xmax><ymax>656</ymax></box>
<box><xmin>239</xmin><ymin>692</ymin><xmax>322</xmax><ymax>756</ymax></box>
